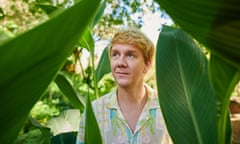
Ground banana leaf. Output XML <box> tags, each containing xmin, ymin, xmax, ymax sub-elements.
<box><xmin>0</xmin><ymin>0</ymin><xmax>101</xmax><ymax>143</ymax></box>
<box><xmin>91</xmin><ymin>0</ymin><xmax>107</xmax><ymax>28</ymax></box>
<box><xmin>209</xmin><ymin>55</ymin><xmax>240</xmax><ymax>143</ymax></box>
<box><xmin>154</xmin><ymin>0</ymin><xmax>240</xmax><ymax>143</ymax></box>
<box><xmin>35</xmin><ymin>3</ymin><xmax>59</xmax><ymax>15</ymax></box>
<box><xmin>55</xmin><ymin>74</ymin><xmax>86</xmax><ymax>113</ymax></box>
<box><xmin>155</xmin><ymin>0</ymin><xmax>240</xmax><ymax>69</ymax></box>
<box><xmin>96</xmin><ymin>46</ymin><xmax>111</xmax><ymax>82</ymax></box>
<box><xmin>84</xmin><ymin>95</ymin><xmax>102</xmax><ymax>143</ymax></box>
<box><xmin>78</xmin><ymin>28</ymin><xmax>94</xmax><ymax>51</ymax></box>
<box><xmin>156</xmin><ymin>26</ymin><xmax>217</xmax><ymax>144</ymax></box>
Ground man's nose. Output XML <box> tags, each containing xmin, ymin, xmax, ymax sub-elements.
<box><xmin>117</xmin><ymin>56</ymin><xmax>127</xmax><ymax>67</ymax></box>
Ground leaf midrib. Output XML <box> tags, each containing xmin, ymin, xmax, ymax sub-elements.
<box><xmin>173</xmin><ymin>32</ymin><xmax>203</xmax><ymax>144</ymax></box>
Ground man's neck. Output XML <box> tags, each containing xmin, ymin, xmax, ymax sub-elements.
<box><xmin>117</xmin><ymin>84</ymin><xmax>146</xmax><ymax>105</ymax></box>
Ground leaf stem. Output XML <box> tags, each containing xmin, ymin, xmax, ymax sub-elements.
<box><xmin>90</xmin><ymin>48</ymin><xmax>99</xmax><ymax>99</ymax></box>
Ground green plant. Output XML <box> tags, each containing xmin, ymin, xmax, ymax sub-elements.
<box><xmin>1</xmin><ymin>0</ymin><xmax>239</xmax><ymax>143</ymax></box>
<box><xmin>156</xmin><ymin>26</ymin><xmax>217</xmax><ymax>143</ymax></box>
<box><xmin>84</xmin><ymin>0</ymin><xmax>240</xmax><ymax>143</ymax></box>
<box><xmin>0</xmin><ymin>0</ymin><xmax>102</xmax><ymax>143</ymax></box>
<box><xmin>153</xmin><ymin>0</ymin><xmax>240</xmax><ymax>144</ymax></box>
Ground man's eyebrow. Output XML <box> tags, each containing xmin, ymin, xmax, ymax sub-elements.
<box><xmin>111</xmin><ymin>49</ymin><xmax>138</xmax><ymax>53</ymax></box>
<box><xmin>128</xmin><ymin>50</ymin><xmax>137</xmax><ymax>52</ymax></box>
<box><xmin>126</xmin><ymin>50</ymin><xmax>138</xmax><ymax>53</ymax></box>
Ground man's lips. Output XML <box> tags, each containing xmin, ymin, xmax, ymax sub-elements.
<box><xmin>115</xmin><ymin>72</ymin><xmax>129</xmax><ymax>76</ymax></box>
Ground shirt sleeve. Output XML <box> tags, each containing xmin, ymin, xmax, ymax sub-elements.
<box><xmin>76</xmin><ymin>111</ymin><xmax>86</xmax><ymax>144</ymax></box>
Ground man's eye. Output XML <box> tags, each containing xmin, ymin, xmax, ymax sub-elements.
<box><xmin>112</xmin><ymin>53</ymin><xmax>119</xmax><ymax>58</ymax></box>
<box><xmin>127</xmin><ymin>53</ymin><xmax>134</xmax><ymax>58</ymax></box>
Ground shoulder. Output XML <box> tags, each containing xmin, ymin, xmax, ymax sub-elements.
<box><xmin>91</xmin><ymin>89</ymin><xmax>116</xmax><ymax>113</ymax></box>
<box><xmin>92</xmin><ymin>91</ymin><xmax>114</xmax><ymax>106</ymax></box>
<box><xmin>145</xmin><ymin>84</ymin><xmax>158</xmax><ymax>99</ymax></box>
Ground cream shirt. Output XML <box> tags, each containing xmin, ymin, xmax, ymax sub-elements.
<box><xmin>76</xmin><ymin>85</ymin><xmax>172</xmax><ymax>144</ymax></box>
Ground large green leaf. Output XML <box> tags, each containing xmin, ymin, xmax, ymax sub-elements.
<box><xmin>156</xmin><ymin>26</ymin><xmax>217</xmax><ymax>144</ymax></box>
<box><xmin>0</xmin><ymin>0</ymin><xmax>101</xmax><ymax>143</ymax></box>
<box><xmin>96</xmin><ymin>46</ymin><xmax>111</xmax><ymax>82</ymax></box>
<box><xmin>35</xmin><ymin>3</ymin><xmax>59</xmax><ymax>15</ymax></box>
<box><xmin>55</xmin><ymin>74</ymin><xmax>86</xmax><ymax>112</ymax></box>
<box><xmin>155</xmin><ymin>0</ymin><xmax>240</xmax><ymax>69</ymax></box>
<box><xmin>78</xmin><ymin>0</ymin><xmax>106</xmax><ymax>99</ymax></box>
<box><xmin>78</xmin><ymin>0</ymin><xmax>106</xmax><ymax>50</ymax></box>
<box><xmin>154</xmin><ymin>0</ymin><xmax>240</xmax><ymax>143</ymax></box>
<box><xmin>91</xmin><ymin>0</ymin><xmax>107</xmax><ymax>28</ymax></box>
<box><xmin>78</xmin><ymin>28</ymin><xmax>94</xmax><ymax>51</ymax></box>
<box><xmin>84</xmin><ymin>96</ymin><xmax>102</xmax><ymax>143</ymax></box>
<box><xmin>209</xmin><ymin>55</ymin><xmax>240</xmax><ymax>144</ymax></box>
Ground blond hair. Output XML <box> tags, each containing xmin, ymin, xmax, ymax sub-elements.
<box><xmin>110</xmin><ymin>27</ymin><xmax>155</xmax><ymax>63</ymax></box>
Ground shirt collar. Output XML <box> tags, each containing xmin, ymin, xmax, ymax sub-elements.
<box><xmin>106</xmin><ymin>88</ymin><xmax>118</xmax><ymax>109</ymax></box>
<box><xmin>144</xmin><ymin>84</ymin><xmax>160</xmax><ymax>109</ymax></box>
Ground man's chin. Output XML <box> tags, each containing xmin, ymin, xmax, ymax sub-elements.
<box><xmin>116</xmin><ymin>80</ymin><xmax>131</xmax><ymax>88</ymax></box>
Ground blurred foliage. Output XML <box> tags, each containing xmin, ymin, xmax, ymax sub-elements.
<box><xmin>95</xmin><ymin>0</ymin><xmax>163</xmax><ymax>39</ymax></box>
<box><xmin>0</xmin><ymin>0</ymin><xmax>47</xmax><ymax>33</ymax></box>
<box><xmin>1</xmin><ymin>0</ymin><xmax>239</xmax><ymax>143</ymax></box>
<box><xmin>14</xmin><ymin>66</ymin><xmax>115</xmax><ymax>142</ymax></box>
<box><xmin>0</xmin><ymin>0</ymin><xmax>164</xmax><ymax>39</ymax></box>
<box><xmin>0</xmin><ymin>1</ymin><xmax>170</xmax><ymax>143</ymax></box>
<box><xmin>14</xmin><ymin>129</ymin><xmax>47</xmax><ymax>144</ymax></box>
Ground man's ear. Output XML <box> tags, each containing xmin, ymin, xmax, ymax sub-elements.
<box><xmin>144</xmin><ymin>61</ymin><xmax>151</xmax><ymax>73</ymax></box>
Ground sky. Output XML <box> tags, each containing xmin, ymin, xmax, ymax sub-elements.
<box><xmin>140</xmin><ymin>9</ymin><xmax>173</xmax><ymax>45</ymax></box>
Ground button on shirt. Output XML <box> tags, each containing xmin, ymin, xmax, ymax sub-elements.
<box><xmin>76</xmin><ymin>85</ymin><xmax>172</xmax><ymax>144</ymax></box>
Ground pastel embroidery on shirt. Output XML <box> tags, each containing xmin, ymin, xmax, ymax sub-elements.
<box><xmin>76</xmin><ymin>84</ymin><xmax>172</xmax><ymax>144</ymax></box>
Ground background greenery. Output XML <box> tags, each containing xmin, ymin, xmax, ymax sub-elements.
<box><xmin>0</xmin><ymin>0</ymin><xmax>239</xmax><ymax>144</ymax></box>
<box><xmin>0</xmin><ymin>0</ymin><xmax>160</xmax><ymax>143</ymax></box>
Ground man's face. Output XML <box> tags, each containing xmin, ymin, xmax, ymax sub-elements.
<box><xmin>110</xmin><ymin>43</ymin><xmax>150</xmax><ymax>88</ymax></box>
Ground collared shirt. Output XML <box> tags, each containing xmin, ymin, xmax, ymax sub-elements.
<box><xmin>76</xmin><ymin>85</ymin><xmax>172</xmax><ymax>144</ymax></box>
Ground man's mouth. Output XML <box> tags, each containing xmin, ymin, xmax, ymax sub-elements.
<box><xmin>115</xmin><ymin>72</ymin><xmax>129</xmax><ymax>76</ymax></box>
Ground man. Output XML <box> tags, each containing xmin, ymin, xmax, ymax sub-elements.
<box><xmin>76</xmin><ymin>27</ymin><xmax>172</xmax><ymax>144</ymax></box>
